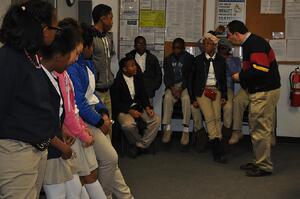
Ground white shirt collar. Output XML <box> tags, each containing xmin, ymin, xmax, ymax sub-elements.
<box><xmin>135</xmin><ymin>52</ymin><xmax>146</xmax><ymax>58</ymax></box>
<box><xmin>205</xmin><ymin>53</ymin><xmax>216</xmax><ymax>60</ymax></box>
<box><xmin>242</xmin><ymin>32</ymin><xmax>251</xmax><ymax>45</ymax></box>
<box><xmin>123</xmin><ymin>74</ymin><xmax>134</xmax><ymax>81</ymax></box>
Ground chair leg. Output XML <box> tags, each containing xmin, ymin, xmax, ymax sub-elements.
<box><xmin>152</xmin><ymin>137</ymin><xmax>157</xmax><ymax>155</ymax></box>
<box><xmin>120</xmin><ymin>130</ymin><xmax>126</xmax><ymax>158</ymax></box>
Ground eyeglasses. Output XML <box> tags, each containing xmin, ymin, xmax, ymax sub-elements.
<box><xmin>46</xmin><ymin>25</ymin><xmax>62</xmax><ymax>33</ymax></box>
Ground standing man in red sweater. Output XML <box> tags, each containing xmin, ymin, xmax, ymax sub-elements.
<box><xmin>227</xmin><ymin>20</ymin><xmax>281</xmax><ymax>177</ymax></box>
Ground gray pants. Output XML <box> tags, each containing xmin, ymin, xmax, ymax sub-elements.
<box><xmin>0</xmin><ymin>139</ymin><xmax>47</xmax><ymax>199</ymax></box>
<box><xmin>162</xmin><ymin>88</ymin><xmax>191</xmax><ymax>126</ymax></box>
<box><xmin>88</xmin><ymin>125</ymin><xmax>134</xmax><ymax>199</ymax></box>
<box><xmin>118</xmin><ymin>112</ymin><xmax>160</xmax><ymax>148</ymax></box>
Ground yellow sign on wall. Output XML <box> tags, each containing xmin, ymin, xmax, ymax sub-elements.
<box><xmin>140</xmin><ymin>10</ymin><xmax>166</xmax><ymax>28</ymax></box>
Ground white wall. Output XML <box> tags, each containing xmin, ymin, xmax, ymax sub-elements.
<box><xmin>277</xmin><ymin>65</ymin><xmax>300</xmax><ymax>137</ymax></box>
<box><xmin>57</xmin><ymin>0</ymin><xmax>78</xmax><ymax>21</ymax></box>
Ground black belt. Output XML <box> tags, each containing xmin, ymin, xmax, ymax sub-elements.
<box><xmin>32</xmin><ymin>138</ymin><xmax>51</xmax><ymax>151</ymax></box>
<box><xmin>96</xmin><ymin>87</ymin><xmax>109</xmax><ymax>92</ymax></box>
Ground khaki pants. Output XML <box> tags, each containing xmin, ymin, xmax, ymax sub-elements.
<box><xmin>232</xmin><ymin>88</ymin><xmax>249</xmax><ymax>132</ymax></box>
<box><xmin>88</xmin><ymin>125</ymin><xmax>134</xmax><ymax>199</ymax></box>
<box><xmin>117</xmin><ymin>112</ymin><xmax>160</xmax><ymax>148</ymax></box>
<box><xmin>249</xmin><ymin>88</ymin><xmax>280</xmax><ymax>172</ymax></box>
<box><xmin>0</xmin><ymin>139</ymin><xmax>47</xmax><ymax>199</ymax></box>
<box><xmin>232</xmin><ymin>88</ymin><xmax>277</xmax><ymax>135</ymax></box>
<box><xmin>222</xmin><ymin>89</ymin><xmax>234</xmax><ymax>128</ymax></box>
<box><xmin>197</xmin><ymin>90</ymin><xmax>222</xmax><ymax>140</ymax></box>
<box><xmin>191</xmin><ymin>105</ymin><xmax>204</xmax><ymax>131</ymax></box>
<box><xmin>162</xmin><ymin>88</ymin><xmax>191</xmax><ymax>126</ymax></box>
<box><xmin>96</xmin><ymin>90</ymin><xmax>113</xmax><ymax>138</ymax></box>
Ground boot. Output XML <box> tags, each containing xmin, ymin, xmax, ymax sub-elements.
<box><xmin>211</xmin><ymin>138</ymin><xmax>227</xmax><ymax>164</ymax></box>
<box><xmin>194</xmin><ymin>128</ymin><xmax>208</xmax><ymax>153</ymax></box>
<box><xmin>127</xmin><ymin>145</ymin><xmax>138</xmax><ymax>159</ymax></box>
<box><xmin>222</xmin><ymin>126</ymin><xmax>232</xmax><ymax>152</ymax></box>
<box><xmin>222</xmin><ymin>125</ymin><xmax>232</xmax><ymax>144</ymax></box>
<box><xmin>180</xmin><ymin>131</ymin><xmax>189</xmax><ymax>146</ymax></box>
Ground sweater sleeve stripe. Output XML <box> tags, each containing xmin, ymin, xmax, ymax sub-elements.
<box><xmin>253</xmin><ymin>64</ymin><xmax>269</xmax><ymax>72</ymax></box>
<box><xmin>250</xmin><ymin>52</ymin><xmax>269</xmax><ymax>67</ymax></box>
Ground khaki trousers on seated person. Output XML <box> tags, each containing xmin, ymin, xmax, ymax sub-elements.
<box><xmin>118</xmin><ymin>111</ymin><xmax>161</xmax><ymax>148</ymax></box>
<box><xmin>88</xmin><ymin>124</ymin><xmax>134</xmax><ymax>199</ymax></box>
<box><xmin>162</xmin><ymin>88</ymin><xmax>191</xmax><ymax>126</ymax></box>
<box><xmin>196</xmin><ymin>89</ymin><xmax>222</xmax><ymax>140</ymax></box>
<box><xmin>191</xmin><ymin>105</ymin><xmax>204</xmax><ymax>132</ymax></box>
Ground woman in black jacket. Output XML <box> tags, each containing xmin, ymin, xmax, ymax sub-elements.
<box><xmin>0</xmin><ymin>1</ymin><xmax>59</xmax><ymax>197</ymax></box>
<box><xmin>191</xmin><ymin>33</ymin><xmax>228</xmax><ymax>163</ymax></box>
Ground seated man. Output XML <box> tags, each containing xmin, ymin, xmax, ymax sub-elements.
<box><xmin>111</xmin><ymin>56</ymin><xmax>161</xmax><ymax>158</ymax></box>
<box><xmin>162</xmin><ymin>38</ymin><xmax>194</xmax><ymax>146</ymax></box>
<box><xmin>126</xmin><ymin>36</ymin><xmax>162</xmax><ymax>103</ymax></box>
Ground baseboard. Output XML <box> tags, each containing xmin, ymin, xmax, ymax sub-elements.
<box><xmin>158</xmin><ymin>131</ymin><xmax>300</xmax><ymax>144</ymax></box>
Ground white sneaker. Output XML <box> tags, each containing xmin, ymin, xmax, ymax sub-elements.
<box><xmin>228</xmin><ymin>131</ymin><xmax>243</xmax><ymax>145</ymax></box>
<box><xmin>162</xmin><ymin>130</ymin><xmax>172</xmax><ymax>143</ymax></box>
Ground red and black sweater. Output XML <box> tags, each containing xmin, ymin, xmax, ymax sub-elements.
<box><xmin>240</xmin><ymin>34</ymin><xmax>281</xmax><ymax>93</ymax></box>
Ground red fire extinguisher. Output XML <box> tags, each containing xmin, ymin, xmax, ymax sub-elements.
<box><xmin>289</xmin><ymin>67</ymin><xmax>300</xmax><ymax>107</ymax></box>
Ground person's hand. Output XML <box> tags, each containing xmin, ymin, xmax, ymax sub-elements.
<box><xmin>102</xmin><ymin>114</ymin><xmax>109</xmax><ymax>121</ymax></box>
<box><xmin>82</xmin><ymin>129</ymin><xmax>94</xmax><ymax>147</ymax></box>
<box><xmin>61</xmin><ymin>144</ymin><xmax>73</xmax><ymax>160</ymax></box>
<box><xmin>63</xmin><ymin>132</ymin><xmax>76</xmax><ymax>146</ymax></box>
<box><xmin>232</xmin><ymin>73</ymin><xmax>240</xmax><ymax>82</ymax></box>
<box><xmin>100</xmin><ymin>117</ymin><xmax>112</xmax><ymax>135</ymax></box>
<box><xmin>128</xmin><ymin>109</ymin><xmax>142</xmax><ymax>118</ymax></box>
<box><xmin>145</xmin><ymin>107</ymin><xmax>154</xmax><ymax>118</ymax></box>
<box><xmin>221</xmin><ymin>98</ymin><xmax>227</xmax><ymax>106</ymax></box>
<box><xmin>192</xmin><ymin>101</ymin><xmax>199</xmax><ymax>108</ymax></box>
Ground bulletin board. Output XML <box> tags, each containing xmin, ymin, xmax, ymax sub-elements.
<box><xmin>246</xmin><ymin>0</ymin><xmax>300</xmax><ymax>64</ymax></box>
<box><xmin>246</xmin><ymin>0</ymin><xmax>285</xmax><ymax>41</ymax></box>
<box><xmin>164</xmin><ymin>0</ymin><xmax>206</xmax><ymax>57</ymax></box>
<box><xmin>119</xmin><ymin>0</ymin><xmax>166</xmax><ymax>65</ymax></box>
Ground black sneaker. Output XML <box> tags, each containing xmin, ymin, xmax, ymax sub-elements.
<box><xmin>240</xmin><ymin>162</ymin><xmax>256</xmax><ymax>170</ymax></box>
<box><xmin>246</xmin><ymin>167</ymin><xmax>272</xmax><ymax>177</ymax></box>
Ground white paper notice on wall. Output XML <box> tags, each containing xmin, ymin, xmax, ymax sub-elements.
<box><xmin>285</xmin><ymin>18</ymin><xmax>300</xmax><ymax>39</ymax></box>
<box><xmin>286</xmin><ymin>39</ymin><xmax>300</xmax><ymax>61</ymax></box>
<box><xmin>269</xmin><ymin>39</ymin><xmax>286</xmax><ymax>61</ymax></box>
<box><xmin>260</xmin><ymin>0</ymin><xmax>283</xmax><ymax>14</ymax></box>
<box><xmin>120</xmin><ymin>20</ymin><xmax>139</xmax><ymax>41</ymax></box>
